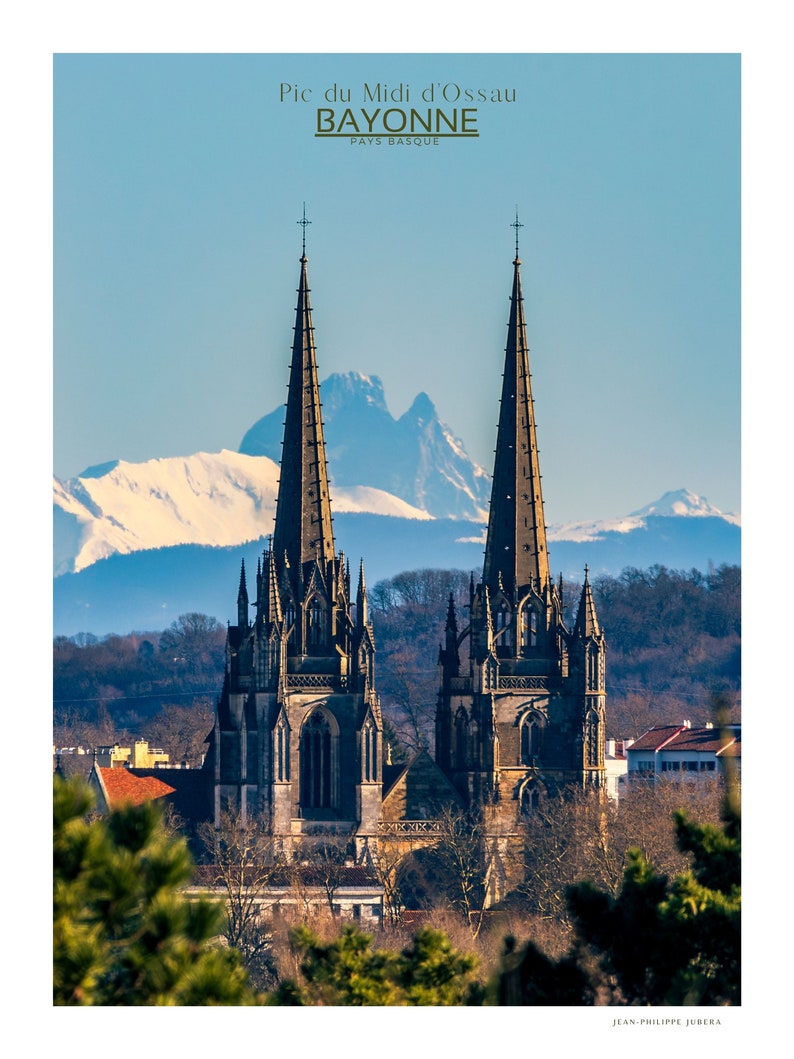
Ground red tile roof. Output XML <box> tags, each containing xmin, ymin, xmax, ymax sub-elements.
<box><xmin>629</xmin><ymin>726</ymin><xmax>740</xmax><ymax>756</ymax></box>
<box><xmin>629</xmin><ymin>726</ymin><xmax>686</xmax><ymax>751</ymax></box>
<box><xmin>98</xmin><ymin>767</ymin><xmax>175</xmax><ymax>808</ymax></box>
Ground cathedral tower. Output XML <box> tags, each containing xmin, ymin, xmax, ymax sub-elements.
<box><xmin>436</xmin><ymin>220</ymin><xmax>607</xmax><ymax>863</ymax></box>
<box><xmin>207</xmin><ymin>222</ymin><xmax>382</xmax><ymax>858</ymax></box>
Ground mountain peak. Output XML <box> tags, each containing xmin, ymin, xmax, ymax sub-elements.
<box><xmin>77</xmin><ymin>459</ymin><xmax>120</xmax><ymax>480</ymax></box>
<box><xmin>629</xmin><ymin>489</ymin><xmax>734</xmax><ymax>521</ymax></box>
<box><xmin>403</xmin><ymin>391</ymin><xmax>436</xmax><ymax>425</ymax></box>
<box><xmin>240</xmin><ymin>373</ymin><xmax>489</xmax><ymax>521</ymax></box>
<box><xmin>321</xmin><ymin>372</ymin><xmax>389</xmax><ymax>417</ymax></box>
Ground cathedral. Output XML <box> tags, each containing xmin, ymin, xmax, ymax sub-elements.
<box><xmin>203</xmin><ymin>217</ymin><xmax>606</xmax><ymax>886</ymax></box>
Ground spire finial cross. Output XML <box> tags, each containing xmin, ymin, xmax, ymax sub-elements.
<box><xmin>510</xmin><ymin>206</ymin><xmax>523</xmax><ymax>258</ymax></box>
<box><xmin>298</xmin><ymin>202</ymin><xmax>311</xmax><ymax>256</ymax></box>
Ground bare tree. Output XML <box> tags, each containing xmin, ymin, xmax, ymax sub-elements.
<box><xmin>146</xmin><ymin>696</ymin><xmax>214</xmax><ymax>767</ymax></box>
<box><xmin>295</xmin><ymin>834</ymin><xmax>355</xmax><ymax>917</ymax></box>
<box><xmin>515</xmin><ymin>778</ymin><xmax>726</xmax><ymax>937</ymax></box>
<box><xmin>197</xmin><ymin>809</ymin><xmax>283</xmax><ymax>989</ymax></box>
<box><xmin>426</xmin><ymin>806</ymin><xmax>488</xmax><ymax>936</ymax></box>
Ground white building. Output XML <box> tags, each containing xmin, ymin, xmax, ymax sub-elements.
<box><xmin>626</xmin><ymin>721</ymin><xmax>740</xmax><ymax>781</ymax></box>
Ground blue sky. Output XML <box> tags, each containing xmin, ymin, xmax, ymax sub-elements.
<box><xmin>54</xmin><ymin>52</ymin><xmax>740</xmax><ymax>523</ymax></box>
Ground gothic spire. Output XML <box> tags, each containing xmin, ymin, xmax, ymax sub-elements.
<box><xmin>237</xmin><ymin>559</ymin><xmax>249</xmax><ymax>629</ymax></box>
<box><xmin>272</xmin><ymin>219</ymin><xmax>336</xmax><ymax>571</ymax></box>
<box><xmin>482</xmin><ymin>218</ymin><xmax>551</xmax><ymax>595</ymax></box>
<box><xmin>572</xmin><ymin>565</ymin><xmax>601</xmax><ymax>640</ymax></box>
<box><xmin>267</xmin><ymin>543</ymin><xmax>284</xmax><ymax>625</ymax></box>
<box><xmin>356</xmin><ymin>558</ymin><xmax>369</xmax><ymax>628</ymax></box>
<box><xmin>444</xmin><ymin>592</ymin><xmax>460</xmax><ymax>675</ymax></box>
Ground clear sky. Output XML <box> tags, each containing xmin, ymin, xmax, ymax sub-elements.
<box><xmin>54</xmin><ymin>52</ymin><xmax>740</xmax><ymax>524</ymax></box>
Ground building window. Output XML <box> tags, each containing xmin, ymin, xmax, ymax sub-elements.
<box><xmin>520</xmin><ymin>607</ymin><xmax>537</xmax><ymax>649</ymax></box>
<box><xmin>520</xmin><ymin>713</ymin><xmax>542</xmax><ymax>765</ymax></box>
<box><xmin>585</xmin><ymin>710</ymin><xmax>600</xmax><ymax>767</ymax></box>
<box><xmin>274</xmin><ymin>715</ymin><xmax>290</xmax><ymax>783</ymax></box>
<box><xmin>307</xmin><ymin>596</ymin><xmax>326</xmax><ymax>647</ymax></box>
<box><xmin>495</xmin><ymin>603</ymin><xmax>511</xmax><ymax>648</ymax></box>
<box><xmin>520</xmin><ymin>782</ymin><xmax>541</xmax><ymax>815</ymax></box>
<box><xmin>300</xmin><ymin>710</ymin><xmax>335</xmax><ymax>809</ymax></box>
<box><xmin>285</xmin><ymin>601</ymin><xmax>296</xmax><ymax>643</ymax></box>
<box><xmin>361</xmin><ymin>718</ymin><xmax>378</xmax><ymax>782</ymax></box>
<box><xmin>454</xmin><ymin>708</ymin><xmax>468</xmax><ymax>769</ymax></box>
<box><xmin>587</xmin><ymin>648</ymin><xmax>598</xmax><ymax>691</ymax></box>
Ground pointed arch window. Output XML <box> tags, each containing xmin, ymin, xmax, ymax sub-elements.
<box><xmin>520</xmin><ymin>780</ymin><xmax>542</xmax><ymax>816</ymax></box>
<box><xmin>585</xmin><ymin>709</ymin><xmax>601</xmax><ymax>768</ymax></box>
<box><xmin>307</xmin><ymin>595</ymin><xmax>326</xmax><ymax>648</ymax></box>
<box><xmin>454</xmin><ymin>707</ymin><xmax>469</xmax><ymax>770</ymax></box>
<box><xmin>284</xmin><ymin>600</ymin><xmax>296</xmax><ymax>644</ymax></box>
<box><xmin>361</xmin><ymin>717</ymin><xmax>378</xmax><ymax>783</ymax></box>
<box><xmin>255</xmin><ymin>637</ymin><xmax>267</xmax><ymax>686</ymax></box>
<box><xmin>495</xmin><ymin>602</ymin><xmax>512</xmax><ymax>648</ymax></box>
<box><xmin>520</xmin><ymin>712</ymin><xmax>543</xmax><ymax>766</ymax></box>
<box><xmin>300</xmin><ymin>709</ymin><xmax>337</xmax><ymax>810</ymax></box>
<box><xmin>587</xmin><ymin>646</ymin><xmax>599</xmax><ymax>691</ymax></box>
<box><xmin>274</xmin><ymin>713</ymin><xmax>290</xmax><ymax>783</ymax></box>
<box><xmin>520</xmin><ymin>607</ymin><xmax>538</xmax><ymax>649</ymax></box>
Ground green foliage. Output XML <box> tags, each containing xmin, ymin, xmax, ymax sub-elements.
<box><xmin>53</xmin><ymin>775</ymin><xmax>261</xmax><ymax>1005</ymax></box>
<box><xmin>496</xmin><ymin>789</ymin><xmax>740</xmax><ymax>1005</ymax></box>
<box><xmin>269</xmin><ymin>924</ymin><xmax>482</xmax><ymax>1006</ymax></box>
<box><xmin>494</xmin><ymin>936</ymin><xmax>596</xmax><ymax>1005</ymax></box>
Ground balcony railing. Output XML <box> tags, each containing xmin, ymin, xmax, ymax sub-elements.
<box><xmin>377</xmin><ymin>820</ymin><xmax>443</xmax><ymax>835</ymax></box>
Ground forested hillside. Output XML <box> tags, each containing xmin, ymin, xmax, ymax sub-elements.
<box><xmin>53</xmin><ymin>564</ymin><xmax>740</xmax><ymax>762</ymax></box>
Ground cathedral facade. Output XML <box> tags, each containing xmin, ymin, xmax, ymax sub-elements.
<box><xmin>435</xmin><ymin>243</ymin><xmax>607</xmax><ymax>854</ymax></box>
<box><xmin>205</xmin><ymin>222</ymin><xmax>606</xmax><ymax>883</ymax></box>
<box><xmin>204</xmin><ymin>248</ymin><xmax>382</xmax><ymax>859</ymax></box>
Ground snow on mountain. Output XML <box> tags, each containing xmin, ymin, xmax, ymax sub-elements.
<box><xmin>332</xmin><ymin>486</ymin><xmax>433</xmax><ymax>520</ymax></box>
<box><xmin>53</xmin><ymin>450</ymin><xmax>431</xmax><ymax>576</ymax></box>
<box><xmin>53</xmin><ymin>476</ymin><xmax>741</xmax><ymax>635</ymax></box>
<box><xmin>628</xmin><ymin>488</ymin><xmax>740</xmax><ymax>524</ymax></box>
<box><xmin>239</xmin><ymin>371</ymin><xmax>490</xmax><ymax>521</ymax></box>
<box><xmin>546</xmin><ymin>489</ymin><xmax>740</xmax><ymax>544</ymax></box>
<box><xmin>454</xmin><ymin>489</ymin><xmax>739</xmax><ymax>549</ymax></box>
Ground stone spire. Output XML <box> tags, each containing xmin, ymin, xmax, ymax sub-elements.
<box><xmin>483</xmin><ymin>225</ymin><xmax>551</xmax><ymax>595</ymax></box>
<box><xmin>237</xmin><ymin>559</ymin><xmax>249</xmax><ymax>629</ymax></box>
<box><xmin>572</xmin><ymin>565</ymin><xmax>601</xmax><ymax>640</ymax></box>
<box><xmin>444</xmin><ymin>592</ymin><xmax>460</xmax><ymax>676</ymax></box>
<box><xmin>266</xmin><ymin>542</ymin><xmax>283</xmax><ymax>626</ymax></box>
<box><xmin>272</xmin><ymin>233</ymin><xmax>336</xmax><ymax>572</ymax></box>
<box><xmin>356</xmin><ymin>558</ymin><xmax>369</xmax><ymax>629</ymax></box>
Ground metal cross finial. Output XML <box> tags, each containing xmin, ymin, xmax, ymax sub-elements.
<box><xmin>510</xmin><ymin>207</ymin><xmax>523</xmax><ymax>257</ymax></box>
<box><xmin>298</xmin><ymin>202</ymin><xmax>311</xmax><ymax>255</ymax></box>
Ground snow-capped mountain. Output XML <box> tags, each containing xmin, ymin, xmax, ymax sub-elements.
<box><xmin>546</xmin><ymin>488</ymin><xmax>741</xmax><ymax>545</ymax></box>
<box><xmin>54</xmin><ymin>450</ymin><xmax>432</xmax><ymax>576</ymax></box>
<box><xmin>52</xmin><ymin>365</ymin><xmax>740</xmax><ymax>635</ymax></box>
<box><xmin>239</xmin><ymin>372</ymin><xmax>490</xmax><ymax>521</ymax></box>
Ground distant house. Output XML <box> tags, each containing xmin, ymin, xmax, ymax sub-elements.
<box><xmin>626</xmin><ymin>722</ymin><xmax>740</xmax><ymax>782</ymax></box>
<box><xmin>88</xmin><ymin>764</ymin><xmax>176</xmax><ymax>813</ymax></box>
<box><xmin>604</xmin><ymin>738</ymin><xmax>632</xmax><ymax>800</ymax></box>
<box><xmin>95</xmin><ymin>739</ymin><xmax>171</xmax><ymax>769</ymax></box>
<box><xmin>186</xmin><ymin>863</ymin><xmax>384</xmax><ymax>926</ymax></box>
